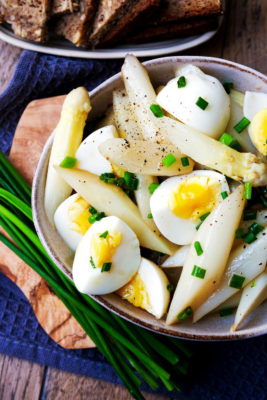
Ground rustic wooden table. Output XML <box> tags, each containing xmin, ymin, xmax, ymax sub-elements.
<box><xmin>0</xmin><ymin>1</ymin><xmax>266</xmax><ymax>399</ymax></box>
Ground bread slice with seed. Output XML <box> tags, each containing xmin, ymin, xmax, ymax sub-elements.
<box><xmin>53</xmin><ymin>0</ymin><xmax>97</xmax><ymax>46</ymax></box>
<box><xmin>0</xmin><ymin>0</ymin><xmax>51</xmax><ymax>42</ymax></box>
<box><xmin>89</xmin><ymin>0</ymin><xmax>160</xmax><ymax>48</ymax></box>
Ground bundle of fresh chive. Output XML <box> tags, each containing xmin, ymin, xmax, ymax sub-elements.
<box><xmin>0</xmin><ymin>150</ymin><xmax>192</xmax><ymax>400</ymax></box>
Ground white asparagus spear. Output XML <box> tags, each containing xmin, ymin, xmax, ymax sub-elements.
<box><xmin>45</xmin><ymin>87</ymin><xmax>91</xmax><ymax>226</ymax></box>
<box><xmin>231</xmin><ymin>271</ymin><xmax>267</xmax><ymax>331</ymax></box>
<box><xmin>166</xmin><ymin>185</ymin><xmax>246</xmax><ymax>325</ymax></box>
<box><xmin>193</xmin><ymin>228</ymin><xmax>267</xmax><ymax>322</ymax></box>
<box><xmin>112</xmin><ymin>87</ymin><xmax>160</xmax><ymax>234</ymax></box>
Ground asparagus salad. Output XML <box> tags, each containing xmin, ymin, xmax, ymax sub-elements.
<box><xmin>45</xmin><ymin>55</ymin><xmax>267</xmax><ymax>331</ymax></box>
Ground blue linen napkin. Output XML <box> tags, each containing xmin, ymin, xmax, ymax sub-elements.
<box><xmin>0</xmin><ymin>51</ymin><xmax>266</xmax><ymax>400</ymax></box>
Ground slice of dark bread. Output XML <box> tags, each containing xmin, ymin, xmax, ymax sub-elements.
<box><xmin>51</xmin><ymin>0</ymin><xmax>79</xmax><ymax>16</ymax></box>
<box><xmin>150</xmin><ymin>0</ymin><xmax>222</xmax><ymax>25</ymax></box>
<box><xmin>53</xmin><ymin>0</ymin><xmax>97</xmax><ymax>46</ymax></box>
<box><xmin>0</xmin><ymin>0</ymin><xmax>51</xmax><ymax>42</ymax></box>
<box><xmin>89</xmin><ymin>0</ymin><xmax>160</xmax><ymax>48</ymax></box>
<box><xmin>125</xmin><ymin>16</ymin><xmax>219</xmax><ymax>43</ymax></box>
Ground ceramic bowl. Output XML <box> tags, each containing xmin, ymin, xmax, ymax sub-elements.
<box><xmin>32</xmin><ymin>56</ymin><xmax>267</xmax><ymax>340</ymax></box>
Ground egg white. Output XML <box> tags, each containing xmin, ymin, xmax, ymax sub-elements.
<box><xmin>72</xmin><ymin>216</ymin><xmax>141</xmax><ymax>295</ymax></box>
<box><xmin>75</xmin><ymin>125</ymin><xmax>118</xmax><ymax>176</ymax></box>
<box><xmin>156</xmin><ymin>64</ymin><xmax>230</xmax><ymax>138</ymax></box>
<box><xmin>243</xmin><ymin>91</ymin><xmax>267</xmax><ymax>129</ymax></box>
<box><xmin>150</xmin><ymin>170</ymin><xmax>230</xmax><ymax>245</ymax></box>
<box><xmin>54</xmin><ymin>193</ymin><xmax>85</xmax><ymax>252</ymax></box>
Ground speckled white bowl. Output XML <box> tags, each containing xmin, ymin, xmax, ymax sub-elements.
<box><xmin>32</xmin><ymin>56</ymin><xmax>267</xmax><ymax>341</ymax></box>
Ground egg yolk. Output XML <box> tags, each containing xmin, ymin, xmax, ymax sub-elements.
<box><xmin>168</xmin><ymin>176</ymin><xmax>221</xmax><ymax>221</ymax></box>
<box><xmin>117</xmin><ymin>273</ymin><xmax>151</xmax><ymax>313</ymax></box>
<box><xmin>91</xmin><ymin>231</ymin><xmax>122</xmax><ymax>268</ymax></box>
<box><xmin>250</xmin><ymin>108</ymin><xmax>267</xmax><ymax>156</ymax></box>
<box><xmin>68</xmin><ymin>196</ymin><xmax>92</xmax><ymax>235</ymax></box>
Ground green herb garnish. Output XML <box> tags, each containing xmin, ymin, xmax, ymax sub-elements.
<box><xmin>167</xmin><ymin>283</ymin><xmax>174</xmax><ymax>292</ymax></box>
<box><xmin>194</xmin><ymin>241</ymin><xmax>203</xmax><ymax>256</ymax></box>
<box><xmin>101</xmin><ymin>262</ymin><xmax>112</xmax><ymax>272</ymax></box>
<box><xmin>149</xmin><ymin>182</ymin><xmax>159</xmax><ymax>194</ymax></box>
<box><xmin>90</xmin><ymin>256</ymin><xmax>96</xmax><ymax>268</ymax></box>
<box><xmin>191</xmin><ymin>265</ymin><xmax>206</xmax><ymax>279</ymax></box>
<box><xmin>234</xmin><ymin>117</ymin><xmax>250</xmax><ymax>133</ymax></box>
<box><xmin>219</xmin><ymin>308</ymin><xmax>234</xmax><ymax>317</ymax></box>
<box><xmin>221</xmin><ymin>191</ymin><xmax>228</xmax><ymax>200</ymax></box>
<box><xmin>223</xmin><ymin>82</ymin><xmax>233</xmax><ymax>94</ymax></box>
<box><xmin>162</xmin><ymin>153</ymin><xmax>176</xmax><ymax>168</ymax></box>
<box><xmin>229</xmin><ymin>274</ymin><xmax>246</xmax><ymax>289</ymax></box>
<box><xmin>59</xmin><ymin>156</ymin><xmax>77</xmax><ymax>168</ymax></box>
<box><xmin>244</xmin><ymin>181</ymin><xmax>252</xmax><ymax>200</ymax></box>
<box><xmin>196</xmin><ymin>97</ymin><xmax>208</xmax><ymax>110</ymax></box>
<box><xmin>177</xmin><ymin>76</ymin><xmax>186</xmax><ymax>88</ymax></box>
<box><xmin>177</xmin><ymin>306</ymin><xmax>193</xmax><ymax>321</ymax></box>
<box><xmin>147</xmin><ymin>213</ymin><xmax>153</xmax><ymax>219</ymax></box>
<box><xmin>181</xmin><ymin>156</ymin><xmax>189</xmax><ymax>167</ymax></box>
<box><xmin>150</xmin><ymin>104</ymin><xmax>164</xmax><ymax>118</ymax></box>
<box><xmin>243</xmin><ymin>210</ymin><xmax>257</xmax><ymax>221</ymax></box>
<box><xmin>99</xmin><ymin>230</ymin><xmax>108</xmax><ymax>238</ymax></box>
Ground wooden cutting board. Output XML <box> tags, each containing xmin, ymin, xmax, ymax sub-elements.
<box><xmin>0</xmin><ymin>96</ymin><xmax>95</xmax><ymax>349</ymax></box>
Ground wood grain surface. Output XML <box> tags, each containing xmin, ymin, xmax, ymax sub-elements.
<box><xmin>0</xmin><ymin>1</ymin><xmax>266</xmax><ymax>399</ymax></box>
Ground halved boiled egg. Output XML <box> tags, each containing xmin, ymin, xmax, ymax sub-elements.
<box><xmin>75</xmin><ymin>125</ymin><xmax>119</xmax><ymax>175</ymax></box>
<box><xmin>117</xmin><ymin>257</ymin><xmax>170</xmax><ymax>319</ymax></box>
<box><xmin>156</xmin><ymin>64</ymin><xmax>230</xmax><ymax>138</ymax></box>
<box><xmin>243</xmin><ymin>91</ymin><xmax>267</xmax><ymax>156</ymax></box>
<box><xmin>73</xmin><ymin>216</ymin><xmax>140</xmax><ymax>295</ymax></box>
<box><xmin>150</xmin><ymin>170</ymin><xmax>230</xmax><ymax>245</ymax></box>
<box><xmin>54</xmin><ymin>193</ymin><xmax>93</xmax><ymax>251</ymax></box>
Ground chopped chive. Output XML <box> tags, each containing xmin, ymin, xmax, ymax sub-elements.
<box><xmin>149</xmin><ymin>183</ymin><xmax>159</xmax><ymax>194</ymax></box>
<box><xmin>244</xmin><ymin>182</ymin><xmax>252</xmax><ymax>200</ymax></box>
<box><xmin>59</xmin><ymin>156</ymin><xmax>77</xmax><ymax>168</ymax></box>
<box><xmin>191</xmin><ymin>265</ymin><xmax>206</xmax><ymax>279</ymax></box>
<box><xmin>200</xmin><ymin>212</ymin><xmax>210</xmax><ymax>221</ymax></box>
<box><xmin>234</xmin><ymin>117</ymin><xmax>250</xmax><ymax>133</ymax></box>
<box><xmin>177</xmin><ymin>306</ymin><xmax>193</xmax><ymax>321</ymax></box>
<box><xmin>229</xmin><ymin>274</ymin><xmax>245</xmax><ymax>289</ymax></box>
<box><xmin>177</xmin><ymin>76</ymin><xmax>186</xmax><ymax>88</ymax></box>
<box><xmin>243</xmin><ymin>210</ymin><xmax>257</xmax><ymax>221</ymax></box>
<box><xmin>150</xmin><ymin>104</ymin><xmax>164</xmax><ymax>118</ymax></box>
<box><xmin>230</xmin><ymin>139</ymin><xmax>242</xmax><ymax>151</ymax></box>
<box><xmin>223</xmin><ymin>82</ymin><xmax>233</xmax><ymax>94</ymax></box>
<box><xmin>235</xmin><ymin>228</ymin><xmax>244</xmax><ymax>238</ymax></box>
<box><xmin>167</xmin><ymin>283</ymin><xmax>174</xmax><ymax>292</ymax></box>
<box><xmin>251</xmin><ymin>280</ymin><xmax>256</xmax><ymax>288</ymax></box>
<box><xmin>89</xmin><ymin>205</ymin><xmax>98</xmax><ymax>215</ymax></box>
<box><xmin>89</xmin><ymin>211</ymin><xmax>105</xmax><ymax>224</ymax></box>
<box><xmin>116</xmin><ymin>177</ymin><xmax>125</xmax><ymax>187</ymax></box>
<box><xmin>101</xmin><ymin>262</ymin><xmax>112</xmax><ymax>272</ymax></box>
<box><xmin>181</xmin><ymin>156</ymin><xmax>189</xmax><ymax>167</ymax></box>
<box><xmin>195</xmin><ymin>222</ymin><xmax>202</xmax><ymax>231</ymax></box>
<box><xmin>90</xmin><ymin>256</ymin><xmax>96</xmax><ymax>268</ymax></box>
<box><xmin>196</xmin><ymin>97</ymin><xmax>208</xmax><ymax>110</ymax></box>
<box><xmin>219</xmin><ymin>308</ymin><xmax>234</xmax><ymax>317</ymax></box>
<box><xmin>147</xmin><ymin>213</ymin><xmax>153</xmax><ymax>219</ymax></box>
<box><xmin>221</xmin><ymin>191</ymin><xmax>228</xmax><ymax>200</ymax></box>
<box><xmin>248</xmin><ymin>222</ymin><xmax>264</xmax><ymax>235</ymax></box>
<box><xmin>124</xmin><ymin>171</ymin><xmax>139</xmax><ymax>191</ymax></box>
<box><xmin>242</xmin><ymin>231</ymin><xmax>257</xmax><ymax>244</ymax></box>
<box><xmin>194</xmin><ymin>241</ymin><xmax>203</xmax><ymax>256</ymax></box>
<box><xmin>99</xmin><ymin>230</ymin><xmax>108</xmax><ymax>238</ymax></box>
<box><xmin>162</xmin><ymin>153</ymin><xmax>176</xmax><ymax>168</ymax></box>
<box><xmin>157</xmin><ymin>252</ymin><xmax>166</xmax><ymax>257</ymax></box>
<box><xmin>100</xmin><ymin>172</ymin><xmax>116</xmax><ymax>184</ymax></box>
<box><xmin>219</xmin><ymin>133</ymin><xmax>233</xmax><ymax>146</ymax></box>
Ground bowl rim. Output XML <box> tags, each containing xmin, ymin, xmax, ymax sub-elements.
<box><xmin>32</xmin><ymin>55</ymin><xmax>267</xmax><ymax>341</ymax></box>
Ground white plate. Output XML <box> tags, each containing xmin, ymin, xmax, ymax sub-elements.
<box><xmin>0</xmin><ymin>22</ymin><xmax>219</xmax><ymax>59</ymax></box>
